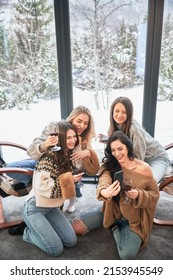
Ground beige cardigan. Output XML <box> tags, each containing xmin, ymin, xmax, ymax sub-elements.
<box><xmin>97</xmin><ymin>167</ymin><xmax>160</xmax><ymax>248</ymax></box>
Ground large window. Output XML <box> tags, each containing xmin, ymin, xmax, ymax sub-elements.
<box><xmin>155</xmin><ymin>0</ymin><xmax>173</xmax><ymax>155</ymax></box>
<box><xmin>69</xmin><ymin>0</ymin><xmax>148</xmax><ymax>149</ymax></box>
<box><xmin>0</xmin><ymin>0</ymin><xmax>60</xmax><ymax>156</ymax></box>
<box><xmin>1</xmin><ymin>0</ymin><xmax>172</xmax><ymax>159</ymax></box>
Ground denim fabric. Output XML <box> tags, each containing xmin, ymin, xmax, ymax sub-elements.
<box><xmin>78</xmin><ymin>207</ymin><xmax>103</xmax><ymax>231</ymax></box>
<box><xmin>146</xmin><ymin>157</ymin><xmax>170</xmax><ymax>183</ymax></box>
<box><xmin>78</xmin><ymin>211</ymin><xmax>141</xmax><ymax>260</ymax></box>
<box><xmin>6</xmin><ymin>159</ymin><xmax>37</xmax><ymax>184</ymax></box>
<box><xmin>75</xmin><ymin>181</ymin><xmax>83</xmax><ymax>198</ymax></box>
<box><xmin>113</xmin><ymin>218</ymin><xmax>141</xmax><ymax>260</ymax></box>
<box><xmin>23</xmin><ymin>196</ymin><xmax>77</xmax><ymax>256</ymax></box>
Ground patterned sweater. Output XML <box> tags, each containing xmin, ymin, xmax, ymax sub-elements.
<box><xmin>27</xmin><ymin>121</ymin><xmax>100</xmax><ymax>176</ymax></box>
<box><xmin>97</xmin><ymin>167</ymin><xmax>160</xmax><ymax>248</ymax></box>
<box><xmin>26</xmin><ymin>152</ymin><xmax>75</xmax><ymax>208</ymax></box>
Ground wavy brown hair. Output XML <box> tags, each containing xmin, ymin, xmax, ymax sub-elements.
<box><xmin>108</xmin><ymin>96</ymin><xmax>133</xmax><ymax>138</ymax></box>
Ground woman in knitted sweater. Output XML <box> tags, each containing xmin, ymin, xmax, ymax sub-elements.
<box><xmin>27</xmin><ymin>105</ymin><xmax>99</xmax><ymax>212</ymax></box>
<box><xmin>72</xmin><ymin>131</ymin><xmax>160</xmax><ymax>260</ymax></box>
<box><xmin>99</xmin><ymin>96</ymin><xmax>169</xmax><ymax>183</ymax></box>
<box><xmin>18</xmin><ymin>121</ymin><xmax>82</xmax><ymax>256</ymax></box>
<box><xmin>4</xmin><ymin>106</ymin><xmax>99</xmax><ymax>212</ymax></box>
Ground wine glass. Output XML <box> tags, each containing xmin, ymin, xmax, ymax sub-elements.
<box><xmin>72</xmin><ymin>147</ymin><xmax>85</xmax><ymax>174</ymax></box>
<box><xmin>122</xmin><ymin>177</ymin><xmax>132</xmax><ymax>204</ymax></box>
<box><xmin>73</xmin><ymin>160</ymin><xmax>85</xmax><ymax>175</ymax></box>
<box><xmin>48</xmin><ymin>123</ymin><xmax>61</xmax><ymax>152</ymax></box>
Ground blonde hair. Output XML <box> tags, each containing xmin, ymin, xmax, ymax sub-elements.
<box><xmin>67</xmin><ymin>105</ymin><xmax>95</xmax><ymax>145</ymax></box>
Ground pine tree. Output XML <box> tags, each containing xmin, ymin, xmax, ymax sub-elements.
<box><xmin>0</xmin><ymin>0</ymin><xmax>59</xmax><ymax>109</ymax></box>
<box><xmin>158</xmin><ymin>15</ymin><xmax>173</xmax><ymax>101</ymax></box>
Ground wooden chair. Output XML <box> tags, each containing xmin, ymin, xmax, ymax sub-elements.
<box><xmin>154</xmin><ymin>143</ymin><xmax>173</xmax><ymax>226</ymax></box>
<box><xmin>0</xmin><ymin>141</ymin><xmax>33</xmax><ymax>229</ymax></box>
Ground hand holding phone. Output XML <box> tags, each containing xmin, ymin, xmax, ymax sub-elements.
<box><xmin>113</xmin><ymin>170</ymin><xmax>123</xmax><ymax>186</ymax></box>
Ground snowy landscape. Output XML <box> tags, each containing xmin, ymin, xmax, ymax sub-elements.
<box><xmin>0</xmin><ymin>85</ymin><xmax>173</xmax><ymax>163</ymax></box>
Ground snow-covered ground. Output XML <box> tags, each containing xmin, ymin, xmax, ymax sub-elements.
<box><xmin>0</xmin><ymin>85</ymin><xmax>173</xmax><ymax>162</ymax></box>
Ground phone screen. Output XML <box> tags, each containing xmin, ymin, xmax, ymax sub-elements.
<box><xmin>113</xmin><ymin>170</ymin><xmax>123</xmax><ymax>185</ymax></box>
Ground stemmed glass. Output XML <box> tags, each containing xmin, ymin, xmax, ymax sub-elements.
<box><xmin>72</xmin><ymin>147</ymin><xmax>85</xmax><ymax>175</ymax></box>
<box><xmin>48</xmin><ymin>122</ymin><xmax>61</xmax><ymax>152</ymax></box>
<box><xmin>73</xmin><ymin>160</ymin><xmax>85</xmax><ymax>175</ymax></box>
<box><xmin>122</xmin><ymin>177</ymin><xmax>132</xmax><ymax>204</ymax></box>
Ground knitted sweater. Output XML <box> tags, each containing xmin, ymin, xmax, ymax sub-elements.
<box><xmin>27</xmin><ymin>121</ymin><xmax>100</xmax><ymax>176</ymax></box>
<box><xmin>26</xmin><ymin>152</ymin><xmax>75</xmax><ymax>208</ymax></box>
<box><xmin>130</xmin><ymin>120</ymin><xmax>169</xmax><ymax>162</ymax></box>
<box><xmin>97</xmin><ymin>167</ymin><xmax>159</xmax><ymax>248</ymax></box>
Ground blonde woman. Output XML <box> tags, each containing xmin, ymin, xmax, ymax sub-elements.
<box><xmin>24</xmin><ymin>106</ymin><xmax>99</xmax><ymax>212</ymax></box>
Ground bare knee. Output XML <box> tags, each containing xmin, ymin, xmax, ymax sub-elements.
<box><xmin>72</xmin><ymin>218</ymin><xmax>88</xmax><ymax>235</ymax></box>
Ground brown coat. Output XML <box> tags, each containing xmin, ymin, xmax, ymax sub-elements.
<box><xmin>97</xmin><ymin>167</ymin><xmax>159</xmax><ymax>248</ymax></box>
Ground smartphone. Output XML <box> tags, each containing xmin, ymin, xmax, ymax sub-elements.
<box><xmin>101</xmin><ymin>135</ymin><xmax>109</xmax><ymax>142</ymax></box>
<box><xmin>113</xmin><ymin>170</ymin><xmax>123</xmax><ymax>186</ymax></box>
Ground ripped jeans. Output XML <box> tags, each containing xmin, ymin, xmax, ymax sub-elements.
<box><xmin>75</xmin><ymin>207</ymin><xmax>141</xmax><ymax>260</ymax></box>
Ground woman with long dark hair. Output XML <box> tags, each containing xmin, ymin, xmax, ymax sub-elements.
<box><xmin>72</xmin><ymin>131</ymin><xmax>159</xmax><ymax>260</ymax></box>
<box><xmin>99</xmin><ymin>96</ymin><xmax>169</xmax><ymax>183</ymax></box>
<box><xmin>12</xmin><ymin>121</ymin><xmax>80</xmax><ymax>256</ymax></box>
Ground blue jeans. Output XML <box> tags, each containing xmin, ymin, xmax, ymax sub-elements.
<box><xmin>146</xmin><ymin>157</ymin><xmax>170</xmax><ymax>183</ymax></box>
<box><xmin>6</xmin><ymin>159</ymin><xmax>37</xmax><ymax>185</ymax></box>
<box><xmin>75</xmin><ymin>181</ymin><xmax>83</xmax><ymax>198</ymax></box>
<box><xmin>113</xmin><ymin>217</ymin><xmax>141</xmax><ymax>260</ymax></box>
<box><xmin>76</xmin><ymin>207</ymin><xmax>103</xmax><ymax>231</ymax></box>
<box><xmin>23</xmin><ymin>196</ymin><xmax>77</xmax><ymax>256</ymax></box>
<box><xmin>77</xmin><ymin>209</ymin><xmax>141</xmax><ymax>260</ymax></box>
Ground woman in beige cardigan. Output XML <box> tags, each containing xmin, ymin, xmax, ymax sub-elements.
<box><xmin>72</xmin><ymin>131</ymin><xmax>159</xmax><ymax>260</ymax></box>
<box><xmin>9</xmin><ymin>121</ymin><xmax>82</xmax><ymax>256</ymax></box>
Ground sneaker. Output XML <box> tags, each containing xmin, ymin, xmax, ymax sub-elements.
<box><xmin>0</xmin><ymin>175</ymin><xmax>18</xmax><ymax>196</ymax></box>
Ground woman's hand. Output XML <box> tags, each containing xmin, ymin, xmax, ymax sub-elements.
<box><xmin>73</xmin><ymin>172</ymin><xmax>84</xmax><ymax>183</ymax></box>
<box><xmin>125</xmin><ymin>188</ymin><xmax>139</xmax><ymax>199</ymax></box>
<box><xmin>98</xmin><ymin>133</ymin><xmax>109</xmax><ymax>143</ymax></box>
<box><xmin>39</xmin><ymin>135</ymin><xmax>58</xmax><ymax>152</ymax></box>
<box><xmin>101</xmin><ymin>180</ymin><xmax>121</xmax><ymax>199</ymax></box>
<box><xmin>71</xmin><ymin>150</ymin><xmax>90</xmax><ymax>162</ymax></box>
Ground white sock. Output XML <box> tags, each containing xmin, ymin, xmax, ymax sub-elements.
<box><xmin>66</xmin><ymin>196</ymin><xmax>77</xmax><ymax>213</ymax></box>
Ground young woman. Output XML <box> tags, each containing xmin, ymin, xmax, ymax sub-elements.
<box><xmin>72</xmin><ymin>131</ymin><xmax>160</xmax><ymax>260</ymax></box>
<box><xmin>2</xmin><ymin>106</ymin><xmax>99</xmax><ymax>212</ymax></box>
<box><xmin>66</xmin><ymin>105</ymin><xmax>99</xmax><ymax>212</ymax></box>
<box><xmin>10</xmin><ymin>121</ymin><xmax>82</xmax><ymax>256</ymax></box>
<box><xmin>99</xmin><ymin>96</ymin><xmax>169</xmax><ymax>183</ymax></box>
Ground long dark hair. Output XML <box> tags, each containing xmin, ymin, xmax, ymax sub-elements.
<box><xmin>44</xmin><ymin>120</ymin><xmax>79</xmax><ymax>173</ymax></box>
<box><xmin>108</xmin><ymin>96</ymin><xmax>133</xmax><ymax>138</ymax></box>
<box><xmin>102</xmin><ymin>131</ymin><xmax>134</xmax><ymax>180</ymax></box>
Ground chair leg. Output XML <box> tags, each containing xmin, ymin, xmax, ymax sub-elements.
<box><xmin>0</xmin><ymin>195</ymin><xmax>23</xmax><ymax>229</ymax></box>
<box><xmin>153</xmin><ymin>218</ymin><xmax>173</xmax><ymax>226</ymax></box>
<box><xmin>0</xmin><ymin>195</ymin><xmax>5</xmax><ymax>224</ymax></box>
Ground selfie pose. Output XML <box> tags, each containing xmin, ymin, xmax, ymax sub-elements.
<box><xmin>99</xmin><ymin>96</ymin><xmax>169</xmax><ymax>183</ymax></box>
<box><xmin>72</xmin><ymin>131</ymin><xmax>160</xmax><ymax>260</ymax></box>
